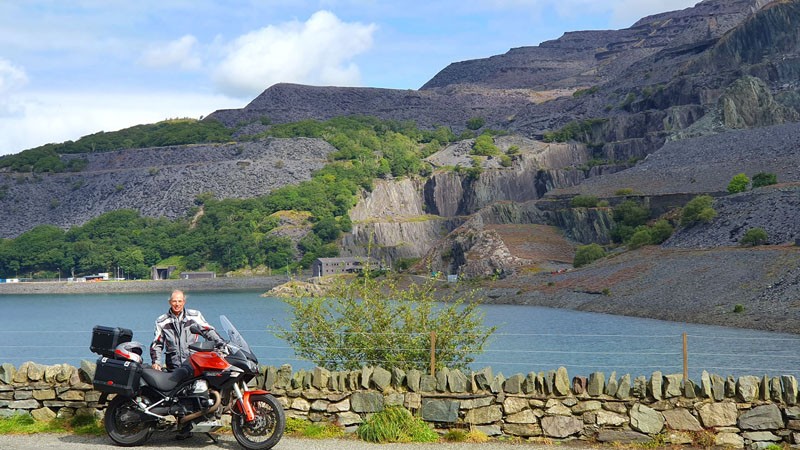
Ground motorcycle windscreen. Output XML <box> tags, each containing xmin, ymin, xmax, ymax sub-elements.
<box><xmin>220</xmin><ymin>315</ymin><xmax>253</xmax><ymax>354</ymax></box>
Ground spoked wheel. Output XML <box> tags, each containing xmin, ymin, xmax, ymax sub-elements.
<box><xmin>231</xmin><ymin>394</ymin><xmax>285</xmax><ymax>450</ymax></box>
<box><xmin>104</xmin><ymin>395</ymin><xmax>154</xmax><ymax>446</ymax></box>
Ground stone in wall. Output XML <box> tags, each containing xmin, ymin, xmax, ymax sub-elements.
<box><xmin>616</xmin><ymin>374</ymin><xmax>631</xmax><ymax>399</ymax></box>
<box><xmin>541</xmin><ymin>415</ymin><xmax>583</xmax><ymax>438</ymax></box>
<box><xmin>648</xmin><ymin>371</ymin><xmax>663</xmax><ymax>400</ymax></box>
<box><xmin>421</xmin><ymin>399</ymin><xmax>459</xmax><ymax>423</ymax></box>
<box><xmin>372</xmin><ymin>366</ymin><xmax>391</xmax><ymax>392</ymax></box>
<box><xmin>630</xmin><ymin>403</ymin><xmax>664</xmax><ymax>434</ymax></box>
<box><xmin>588</xmin><ymin>372</ymin><xmax>604</xmax><ymax>397</ymax></box>
<box><xmin>736</xmin><ymin>376</ymin><xmax>760</xmax><ymax>402</ymax></box>
<box><xmin>738</xmin><ymin>404</ymin><xmax>783</xmax><ymax>431</ymax></box>
<box><xmin>504</xmin><ymin>374</ymin><xmax>523</xmax><ymax>394</ymax></box>
<box><xmin>448</xmin><ymin>369</ymin><xmax>468</xmax><ymax>393</ymax></box>
<box><xmin>783</xmin><ymin>375</ymin><xmax>798</xmax><ymax>405</ymax></box>
<box><xmin>351</xmin><ymin>392</ymin><xmax>383</xmax><ymax>413</ymax></box>
<box><xmin>699</xmin><ymin>402</ymin><xmax>738</xmax><ymax>427</ymax></box>
<box><xmin>664</xmin><ymin>374</ymin><xmax>682</xmax><ymax>398</ymax></box>
<box><xmin>597</xmin><ymin>430</ymin><xmax>650</xmax><ymax>443</ymax></box>
<box><xmin>554</xmin><ymin>367</ymin><xmax>570</xmax><ymax>396</ymax></box>
<box><xmin>662</xmin><ymin>408</ymin><xmax>703</xmax><ymax>431</ymax></box>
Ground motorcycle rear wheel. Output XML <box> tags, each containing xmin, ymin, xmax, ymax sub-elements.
<box><xmin>231</xmin><ymin>393</ymin><xmax>285</xmax><ymax>450</ymax></box>
<box><xmin>104</xmin><ymin>395</ymin><xmax>154</xmax><ymax>447</ymax></box>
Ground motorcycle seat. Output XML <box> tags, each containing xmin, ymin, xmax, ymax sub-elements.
<box><xmin>141</xmin><ymin>366</ymin><xmax>192</xmax><ymax>391</ymax></box>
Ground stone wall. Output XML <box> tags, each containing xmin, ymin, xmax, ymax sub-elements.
<box><xmin>3</xmin><ymin>360</ymin><xmax>800</xmax><ymax>448</ymax></box>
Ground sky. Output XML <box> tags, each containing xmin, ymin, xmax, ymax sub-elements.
<box><xmin>0</xmin><ymin>0</ymin><xmax>699</xmax><ymax>156</ymax></box>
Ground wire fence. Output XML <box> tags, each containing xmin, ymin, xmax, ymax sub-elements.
<box><xmin>1</xmin><ymin>329</ymin><xmax>799</xmax><ymax>380</ymax></box>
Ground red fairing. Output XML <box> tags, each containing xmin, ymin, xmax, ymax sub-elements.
<box><xmin>189</xmin><ymin>351</ymin><xmax>231</xmax><ymax>376</ymax></box>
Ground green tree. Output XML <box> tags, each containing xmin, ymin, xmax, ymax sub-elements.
<box><xmin>751</xmin><ymin>172</ymin><xmax>777</xmax><ymax>188</ymax></box>
<box><xmin>277</xmin><ymin>276</ymin><xmax>495</xmax><ymax>371</ymax></box>
<box><xmin>727</xmin><ymin>173</ymin><xmax>750</xmax><ymax>194</ymax></box>
<box><xmin>573</xmin><ymin>244</ymin><xmax>606</xmax><ymax>268</ymax></box>
<box><xmin>681</xmin><ymin>195</ymin><xmax>717</xmax><ymax>226</ymax></box>
<box><xmin>740</xmin><ymin>228</ymin><xmax>768</xmax><ymax>246</ymax></box>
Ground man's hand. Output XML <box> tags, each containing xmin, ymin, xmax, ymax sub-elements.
<box><xmin>152</xmin><ymin>363</ymin><xmax>162</xmax><ymax>371</ymax></box>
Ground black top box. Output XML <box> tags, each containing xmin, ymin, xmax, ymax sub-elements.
<box><xmin>90</xmin><ymin>325</ymin><xmax>133</xmax><ymax>358</ymax></box>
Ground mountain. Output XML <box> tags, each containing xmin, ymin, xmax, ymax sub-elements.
<box><xmin>2</xmin><ymin>0</ymin><xmax>800</xmax><ymax>331</ymax></box>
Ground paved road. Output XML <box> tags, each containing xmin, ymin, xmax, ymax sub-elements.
<box><xmin>0</xmin><ymin>433</ymin><xmax>596</xmax><ymax>450</ymax></box>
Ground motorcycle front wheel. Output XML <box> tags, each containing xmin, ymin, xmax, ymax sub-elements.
<box><xmin>104</xmin><ymin>395</ymin><xmax>154</xmax><ymax>447</ymax></box>
<box><xmin>231</xmin><ymin>393</ymin><xmax>285</xmax><ymax>450</ymax></box>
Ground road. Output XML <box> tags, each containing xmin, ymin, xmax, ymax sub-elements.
<box><xmin>0</xmin><ymin>433</ymin><xmax>598</xmax><ymax>449</ymax></box>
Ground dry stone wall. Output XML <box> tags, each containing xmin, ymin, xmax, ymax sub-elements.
<box><xmin>3</xmin><ymin>360</ymin><xmax>800</xmax><ymax>448</ymax></box>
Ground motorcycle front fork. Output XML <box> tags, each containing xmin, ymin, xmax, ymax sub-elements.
<box><xmin>232</xmin><ymin>382</ymin><xmax>257</xmax><ymax>422</ymax></box>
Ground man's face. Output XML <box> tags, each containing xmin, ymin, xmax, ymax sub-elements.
<box><xmin>169</xmin><ymin>294</ymin><xmax>186</xmax><ymax>315</ymax></box>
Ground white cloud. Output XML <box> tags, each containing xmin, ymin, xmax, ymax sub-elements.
<box><xmin>0</xmin><ymin>59</ymin><xmax>29</xmax><ymax>117</ymax></box>
<box><xmin>139</xmin><ymin>35</ymin><xmax>202</xmax><ymax>70</ymax></box>
<box><xmin>213</xmin><ymin>10</ymin><xmax>377</xmax><ymax>97</ymax></box>
<box><xmin>0</xmin><ymin>91</ymin><xmax>242</xmax><ymax>156</ymax></box>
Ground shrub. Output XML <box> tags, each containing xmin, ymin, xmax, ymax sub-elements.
<box><xmin>574</xmin><ymin>244</ymin><xmax>606</xmax><ymax>268</ymax></box>
<box><xmin>752</xmin><ymin>172</ymin><xmax>777</xmax><ymax>188</ymax></box>
<box><xmin>628</xmin><ymin>228</ymin><xmax>653</xmax><ymax>249</ymax></box>
<box><xmin>681</xmin><ymin>195</ymin><xmax>717</xmax><ymax>226</ymax></box>
<box><xmin>727</xmin><ymin>173</ymin><xmax>750</xmax><ymax>194</ymax></box>
<box><xmin>733</xmin><ymin>304</ymin><xmax>745</xmax><ymax>313</ymax></box>
<box><xmin>613</xmin><ymin>200</ymin><xmax>650</xmax><ymax>227</ymax></box>
<box><xmin>614</xmin><ymin>188</ymin><xmax>636</xmax><ymax>196</ymax></box>
<box><xmin>471</xmin><ymin>134</ymin><xmax>500</xmax><ymax>156</ymax></box>
<box><xmin>649</xmin><ymin>219</ymin><xmax>674</xmax><ymax>244</ymax></box>
<box><xmin>571</xmin><ymin>195</ymin><xmax>599</xmax><ymax>208</ymax></box>
<box><xmin>499</xmin><ymin>155</ymin><xmax>512</xmax><ymax>167</ymax></box>
<box><xmin>356</xmin><ymin>407</ymin><xmax>438</xmax><ymax>443</ymax></box>
<box><xmin>506</xmin><ymin>145</ymin><xmax>521</xmax><ymax>155</ymax></box>
<box><xmin>466</xmin><ymin>117</ymin><xmax>485</xmax><ymax>131</ymax></box>
<box><xmin>740</xmin><ymin>227</ymin><xmax>768</xmax><ymax>246</ymax></box>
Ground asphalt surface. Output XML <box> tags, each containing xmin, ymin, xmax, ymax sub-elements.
<box><xmin>0</xmin><ymin>433</ymin><xmax>598</xmax><ymax>450</ymax></box>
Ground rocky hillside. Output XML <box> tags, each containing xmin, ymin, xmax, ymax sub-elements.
<box><xmin>0</xmin><ymin>138</ymin><xmax>334</xmax><ymax>238</ymax></box>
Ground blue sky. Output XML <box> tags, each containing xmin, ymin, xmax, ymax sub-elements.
<box><xmin>0</xmin><ymin>0</ymin><xmax>698</xmax><ymax>156</ymax></box>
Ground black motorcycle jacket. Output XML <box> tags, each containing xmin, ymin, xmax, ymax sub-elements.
<box><xmin>150</xmin><ymin>308</ymin><xmax>222</xmax><ymax>370</ymax></box>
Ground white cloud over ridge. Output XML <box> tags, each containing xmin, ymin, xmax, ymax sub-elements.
<box><xmin>213</xmin><ymin>10</ymin><xmax>377</xmax><ymax>97</ymax></box>
<box><xmin>139</xmin><ymin>35</ymin><xmax>202</xmax><ymax>70</ymax></box>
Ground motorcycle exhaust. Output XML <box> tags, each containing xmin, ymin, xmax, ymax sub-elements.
<box><xmin>178</xmin><ymin>390</ymin><xmax>221</xmax><ymax>425</ymax></box>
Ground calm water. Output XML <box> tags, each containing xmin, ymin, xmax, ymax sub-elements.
<box><xmin>1</xmin><ymin>290</ymin><xmax>799</xmax><ymax>381</ymax></box>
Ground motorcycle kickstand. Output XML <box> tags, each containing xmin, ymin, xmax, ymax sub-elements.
<box><xmin>205</xmin><ymin>432</ymin><xmax>219</xmax><ymax>443</ymax></box>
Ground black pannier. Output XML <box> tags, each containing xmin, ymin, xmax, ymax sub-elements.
<box><xmin>90</xmin><ymin>325</ymin><xmax>133</xmax><ymax>358</ymax></box>
<box><xmin>93</xmin><ymin>357</ymin><xmax>142</xmax><ymax>396</ymax></box>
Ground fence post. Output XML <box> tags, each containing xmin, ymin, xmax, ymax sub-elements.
<box><xmin>430</xmin><ymin>331</ymin><xmax>436</xmax><ymax>377</ymax></box>
<box><xmin>682</xmin><ymin>333</ymin><xmax>688</xmax><ymax>382</ymax></box>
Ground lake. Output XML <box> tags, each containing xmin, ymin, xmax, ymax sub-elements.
<box><xmin>1</xmin><ymin>290</ymin><xmax>799</xmax><ymax>381</ymax></box>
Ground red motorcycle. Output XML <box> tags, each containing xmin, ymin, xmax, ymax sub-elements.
<box><xmin>91</xmin><ymin>315</ymin><xmax>285</xmax><ymax>449</ymax></box>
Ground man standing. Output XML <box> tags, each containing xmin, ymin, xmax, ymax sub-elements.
<box><xmin>150</xmin><ymin>289</ymin><xmax>223</xmax><ymax>371</ymax></box>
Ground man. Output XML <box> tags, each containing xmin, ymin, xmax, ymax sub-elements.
<box><xmin>150</xmin><ymin>289</ymin><xmax>223</xmax><ymax>371</ymax></box>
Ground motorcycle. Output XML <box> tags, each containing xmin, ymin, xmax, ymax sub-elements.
<box><xmin>90</xmin><ymin>315</ymin><xmax>285</xmax><ymax>449</ymax></box>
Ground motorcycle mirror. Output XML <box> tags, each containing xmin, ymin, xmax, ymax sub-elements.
<box><xmin>189</xmin><ymin>324</ymin><xmax>202</xmax><ymax>334</ymax></box>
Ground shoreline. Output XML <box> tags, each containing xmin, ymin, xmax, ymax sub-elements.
<box><xmin>0</xmin><ymin>276</ymin><xmax>286</xmax><ymax>295</ymax></box>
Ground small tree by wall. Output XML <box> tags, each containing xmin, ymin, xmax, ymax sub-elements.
<box><xmin>277</xmin><ymin>275</ymin><xmax>496</xmax><ymax>371</ymax></box>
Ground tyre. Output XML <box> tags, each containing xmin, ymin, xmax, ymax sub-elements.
<box><xmin>104</xmin><ymin>395</ymin><xmax>153</xmax><ymax>447</ymax></box>
<box><xmin>231</xmin><ymin>393</ymin><xmax>285</xmax><ymax>450</ymax></box>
